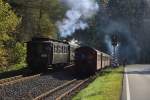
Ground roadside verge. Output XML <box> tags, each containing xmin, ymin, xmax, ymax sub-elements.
<box><xmin>73</xmin><ymin>67</ymin><xmax>124</xmax><ymax>100</ymax></box>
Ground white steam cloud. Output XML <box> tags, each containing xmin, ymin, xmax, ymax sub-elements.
<box><xmin>105</xmin><ymin>35</ymin><xmax>113</xmax><ymax>55</ymax></box>
<box><xmin>57</xmin><ymin>0</ymin><xmax>99</xmax><ymax>37</ymax></box>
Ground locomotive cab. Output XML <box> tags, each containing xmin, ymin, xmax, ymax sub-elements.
<box><xmin>27</xmin><ymin>38</ymin><xmax>52</xmax><ymax>71</ymax></box>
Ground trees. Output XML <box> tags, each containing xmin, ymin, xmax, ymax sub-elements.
<box><xmin>0</xmin><ymin>0</ymin><xmax>19</xmax><ymax>34</ymax></box>
<box><xmin>0</xmin><ymin>0</ymin><xmax>66</xmax><ymax>70</ymax></box>
<box><xmin>9</xmin><ymin>0</ymin><xmax>66</xmax><ymax>41</ymax></box>
<box><xmin>0</xmin><ymin>0</ymin><xmax>20</xmax><ymax>68</ymax></box>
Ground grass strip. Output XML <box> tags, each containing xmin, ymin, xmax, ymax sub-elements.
<box><xmin>0</xmin><ymin>63</ymin><xmax>26</xmax><ymax>73</ymax></box>
<box><xmin>73</xmin><ymin>67</ymin><xmax>124</xmax><ymax>100</ymax></box>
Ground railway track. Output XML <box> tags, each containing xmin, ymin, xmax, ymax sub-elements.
<box><xmin>56</xmin><ymin>78</ymin><xmax>89</xmax><ymax>100</ymax></box>
<box><xmin>0</xmin><ymin>75</ymin><xmax>23</xmax><ymax>84</ymax></box>
<box><xmin>0</xmin><ymin>74</ymin><xmax>41</xmax><ymax>87</ymax></box>
<box><xmin>33</xmin><ymin>78</ymin><xmax>89</xmax><ymax>100</ymax></box>
<box><xmin>0</xmin><ymin>74</ymin><xmax>42</xmax><ymax>100</ymax></box>
<box><xmin>0</xmin><ymin>64</ymin><xmax>73</xmax><ymax>88</ymax></box>
<box><xmin>0</xmin><ymin>65</ymin><xmax>94</xmax><ymax>100</ymax></box>
<box><xmin>0</xmin><ymin>69</ymin><xmax>74</xmax><ymax>100</ymax></box>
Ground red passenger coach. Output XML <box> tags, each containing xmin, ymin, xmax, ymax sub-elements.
<box><xmin>102</xmin><ymin>53</ymin><xmax>111</xmax><ymax>68</ymax></box>
<box><xmin>75</xmin><ymin>47</ymin><xmax>97</xmax><ymax>76</ymax></box>
<box><xmin>75</xmin><ymin>46</ymin><xmax>111</xmax><ymax>76</ymax></box>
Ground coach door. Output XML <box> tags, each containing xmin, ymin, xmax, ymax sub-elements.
<box><xmin>40</xmin><ymin>43</ymin><xmax>52</xmax><ymax>66</ymax></box>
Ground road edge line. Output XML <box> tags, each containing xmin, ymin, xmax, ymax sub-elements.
<box><xmin>125</xmin><ymin>68</ymin><xmax>131</xmax><ymax>100</ymax></box>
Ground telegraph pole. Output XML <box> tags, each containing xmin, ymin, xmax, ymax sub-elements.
<box><xmin>111</xmin><ymin>34</ymin><xmax>118</xmax><ymax>67</ymax></box>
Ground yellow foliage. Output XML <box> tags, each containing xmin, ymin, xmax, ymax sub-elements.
<box><xmin>0</xmin><ymin>47</ymin><xmax>8</xmax><ymax>68</ymax></box>
<box><xmin>0</xmin><ymin>0</ymin><xmax>20</xmax><ymax>68</ymax></box>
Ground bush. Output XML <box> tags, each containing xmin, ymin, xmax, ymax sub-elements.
<box><xmin>10</xmin><ymin>42</ymin><xmax>26</xmax><ymax>65</ymax></box>
<box><xmin>0</xmin><ymin>41</ymin><xmax>26</xmax><ymax>72</ymax></box>
<box><xmin>0</xmin><ymin>0</ymin><xmax>20</xmax><ymax>70</ymax></box>
<box><xmin>0</xmin><ymin>47</ymin><xmax>8</xmax><ymax>68</ymax></box>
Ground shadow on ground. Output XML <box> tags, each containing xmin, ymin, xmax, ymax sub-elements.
<box><xmin>0</xmin><ymin>67</ymin><xmax>29</xmax><ymax>79</ymax></box>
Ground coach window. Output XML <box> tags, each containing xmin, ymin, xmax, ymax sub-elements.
<box><xmin>57</xmin><ymin>45</ymin><xmax>59</xmax><ymax>53</ymax></box>
<box><xmin>64</xmin><ymin>46</ymin><xmax>66</xmax><ymax>53</ymax></box>
<box><xmin>51</xmin><ymin>44</ymin><xmax>53</xmax><ymax>51</ymax></box>
<box><xmin>55</xmin><ymin>45</ymin><xmax>57</xmax><ymax>53</ymax></box>
<box><xmin>58</xmin><ymin>46</ymin><xmax>61</xmax><ymax>53</ymax></box>
<box><xmin>63</xmin><ymin>47</ymin><xmax>64</xmax><ymax>53</ymax></box>
<box><xmin>64</xmin><ymin>46</ymin><xmax>65</xmax><ymax>53</ymax></box>
<box><xmin>60</xmin><ymin>46</ymin><xmax>62</xmax><ymax>53</ymax></box>
<box><xmin>65</xmin><ymin>47</ymin><xmax>67</xmax><ymax>53</ymax></box>
<box><xmin>66</xmin><ymin>47</ymin><xmax>68</xmax><ymax>53</ymax></box>
<box><xmin>65</xmin><ymin>46</ymin><xmax>67</xmax><ymax>53</ymax></box>
<box><xmin>61</xmin><ymin>46</ymin><xmax>63</xmax><ymax>53</ymax></box>
<box><xmin>62</xmin><ymin>46</ymin><xmax>64</xmax><ymax>53</ymax></box>
<box><xmin>59</xmin><ymin>46</ymin><xmax>62</xmax><ymax>53</ymax></box>
<box><xmin>53</xmin><ymin>45</ymin><xmax>55</xmax><ymax>53</ymax></box>
<box><xmin>60</xmin><ymin>46</ymin><xmax>61</xmax><ymax>53</ymax></box>
<box><xmin>53</xmin><ymin>45</ymin><xmax>54</xmax><ymax>52</ymax></box>
<box><xmin>62</xmin><ymin>46</ymin><xmax>63</xmax><ymax>53</ymax></box>
<box><xmin>56</xmin><ymin>45</ymin><xmax>58</xmax><ymax>53</ymax></box>
<box><xmin>59</xmin><ymin>46</ymin><xmax>60</xmax><ymax>53</ymax></box>
<box><xmin>64</xmin><ymin>47</ymin><xmax>65</xmax><ymax>53</ymax></box>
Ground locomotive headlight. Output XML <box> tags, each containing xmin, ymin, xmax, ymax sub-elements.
<box><xmin>41</xmin><ymin>54</ymin><xmax>47</xmax><ymax>58</ymax></box>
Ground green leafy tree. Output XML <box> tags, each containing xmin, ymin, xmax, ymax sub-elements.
<box><xmin>9</xmin><ymin>0</ymin><xmax>66</xmax><ymax>41</ymax></box>
<box><xmin>9</xmin><ymin>42</ymin><xmax>26</xmax><ymax>64</ymax></box>
<box><xmin>0</xmin><ymin>0</ymin><xmax>20</xmax><ymax>68</ymax></box>
<box><xmin>0</xmin><ymin>0</ymin><xmax>19</xmax><ymax>35</ymax></box>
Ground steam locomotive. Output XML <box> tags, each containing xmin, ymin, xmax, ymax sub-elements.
<box><xmin>26</xmin><ymin>37</ymin><xmax>78</xmax><ymax>72</ymax></box>
<box><xmin>26</xmin><ymin>37</ymin><xmax>112</xmax><ymax>76</ymax></box>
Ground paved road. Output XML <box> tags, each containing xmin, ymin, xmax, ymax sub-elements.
<box><xmin>122</xmin><ymin>65</ymin><xmax>150</xmax><ymax>100</ymax></box>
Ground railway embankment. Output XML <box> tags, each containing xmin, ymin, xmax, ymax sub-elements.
<box><xmin>73</xmin><ymin>67</ymin><xmax>124</xmax><ymax>100</ymax></box>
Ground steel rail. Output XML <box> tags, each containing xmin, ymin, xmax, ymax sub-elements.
<box><xmin>33</xmin><ymin>79</ymin><xmax>77</xmax><ymax>100</ymax></box>
<box><xmin>0</xmin><ymin>74</ymin><xmax>41</xmax><ymax>87</ymax></box>
<box><xmin>56</xmin><ymin>78</ymin><xmax>89</xmax><ymax>100</ymax></box>
<box><xmin>0</xmin><ymin>75</ymin><xmax>23</xmax><ymax>84</ymax></box>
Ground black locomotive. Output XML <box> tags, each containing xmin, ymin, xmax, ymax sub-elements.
<box><xmin>26</xmin><ymin>37</ymin><xmax>78</xmax><ymax>72</ymax></box>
